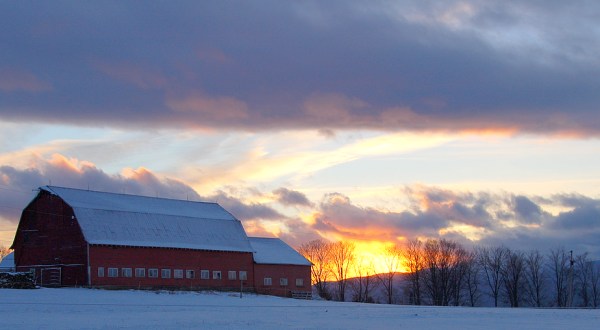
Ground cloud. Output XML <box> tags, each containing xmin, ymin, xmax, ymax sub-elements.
<box><xmin>303</xmin><ymin>93</ymin><xmax>368</xmax><ymax>125</ymax></box>
<box><xmin>0</xmin><ymin>1</ymin><xmax>599</xmax><ymax>135</ymax></box>
<box><xmin>273</xmin><ymin>187</ymin><xmax>313</xmax><ymax>207</ymax></box>
<box><xmin>207</xmin><ymin>190</ymin><xmax>286</xmax><ymax>222</ymax></box>
<box><xmin>0</xmin><ymin>68</ymin><xmax>52</xmax><ymax>92</ymax></box>
<box><xmin>551</xmin><ymin>203</ymin><xmax>600</xmax><ymax>231</ymax></box>
<box><xmin>94</xmin><ymin>61</ymin><xmax>167</xmax><ymax>89</ymax></box>
<box><xmin>166</xmin><ymin>93</ymin><xmax>249</xmax><ymax>123</ymax></box>
<box><xmin>512</xmin><ymin>195</ymin><xmax>544</xmax><ymax>224</ymax></box>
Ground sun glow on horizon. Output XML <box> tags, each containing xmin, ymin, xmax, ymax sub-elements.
<box><xmin>348</xmin><ymin>240</ymin><xmax>410</xmax><ymax>276</ymax></box>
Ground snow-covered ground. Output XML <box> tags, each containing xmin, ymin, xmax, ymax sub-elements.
<box><xmin>0</xmin><ymin>288</ymin><xmax>598</xmax><ymax>329</ymax></box>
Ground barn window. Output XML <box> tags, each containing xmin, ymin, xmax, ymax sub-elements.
<box><xmin>148</xmin><ymin>268</ymin><xmax>159</xmax><ymax>278</ymax></box>
<box><xmin>201</xmin><ymin>270</ymin><xmax>210</xmax><ymax>279</ymax></box>
<box><xmin>264</xmin><ymin>277</ymin><xmax>272</xmax><ymax>286</ymax></box>
<box><xmin>228</xmin><ymin>271</ymin><xmax>237</xmax><ymax>280</ymax></box>
<box><xmin>213</xmin><ymin>271</ymin><xmax>222</xmax><ymax>280</ymax></box>
<box><xmin>174</xmin><ymin>269</ymin><xmax>183</xmax><ymax>279</ymax></box>
<box><xmin>239</xmin><ymin>271</ymin><xmax>247</xmax><ymax>281</ymax></box>
<box><xmin>186</xmin><ymin>270</ymin><xmax>195</xmax><ymax>279</ymax></box>
<box><xmin>135</xmin><ymin>268</ymin><xmax>145</xmax><ymax>278</ymax></box>
<box><xmin>98</xmin><ymin>267</ymin><xmax>105</xmax><ymax>277</ymax></box>
<box><xmin>161</xmin><ymin>269</ymin><xmax>171</xmax><ymax>279</ymax></box>
<box><xmin>108</xmin><ymin>268</ymin><xmax>118</xmax><ymax>277</ymax></box>
<box><xmin>296</xmin><ymin>278</ymin><xmax>304</xmax><ymax>287</ymax></box>
<box><xmin>122</xmin><ymin>268</ymin><xmax>132</xmax><ymax>278</ymax></box>
<box><xmin>280</xmin><ymin>278</ymin><xmax>288</xmax><ymax>286</ymax></box>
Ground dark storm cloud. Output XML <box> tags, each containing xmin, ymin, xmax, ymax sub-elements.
<box><xmin>1</xmin><ymin>1</ymin><xmax>599</xmax><ymax>134</ymax></box>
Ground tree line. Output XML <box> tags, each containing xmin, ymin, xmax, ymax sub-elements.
<box><xmin>299</xmin><ymin>238</ymin><xmax>600</xmax><ymax>308</ymax></box>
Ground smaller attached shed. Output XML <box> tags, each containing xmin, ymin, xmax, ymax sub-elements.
<box><xmin>250</xmin><ymin>237</ymin><xmax>312</xmax><ymax>298</ymax></box>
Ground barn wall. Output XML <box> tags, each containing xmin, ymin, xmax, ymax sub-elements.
<box><xmin>253</xmin><ymin>264</ymin><xmax>311</xmax><ymax>297</ymax></box>
<box><xmin>90</xmin><ymin>245</ymin><xmax>255</xmax><ymax>290</ymax></box>
<box><xmin>13</xmin><ymin>191</ymin><xmax>88</xmax><ymax>286</ymax></box>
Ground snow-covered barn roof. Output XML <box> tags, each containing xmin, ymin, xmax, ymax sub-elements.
<box><xmin>39</xmin><ymin>186</ymin><xmax>253</xmax><ymax>253</ymax></box>
<box><xmin>249</xmin><ymin>237</ymin><xmax>311</xmax><ymax>266</ymax></box>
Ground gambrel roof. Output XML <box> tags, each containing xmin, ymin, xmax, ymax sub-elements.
<box><xmin>39</xmin><ymin>186</ymin><xmax>253</xmax><ymax>253</ymax></box>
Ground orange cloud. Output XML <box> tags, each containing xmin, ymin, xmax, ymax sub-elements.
<box><xmin>122</xmin><ymin>167</ymin><xmax>158</xmax><ymax>183</ymax></box>
<box><xmin>46</xmin><ymin>154</ymin><xmax>95</xmax><ymax>174</ymax></box>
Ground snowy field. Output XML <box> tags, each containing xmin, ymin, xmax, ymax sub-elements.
<box><xmin>1</xmin><ymin>288</ymin><xmax>598</xmax><ymax>330</ymax></box>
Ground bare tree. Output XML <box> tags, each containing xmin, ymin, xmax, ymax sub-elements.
<box><xmin>501</xmin><ymin>248</ymin><xmax>526</xmax><ymax>307</ymax></box>
<box><xmin>449</xmin><ymin>246</ymin><xmax>470</xmax><ymax>306</ymax></box>
<box><xmin>478</xmin><ymin>246</ymin><xmax>507</xmax><ymax>307</ymax></box>
<box><xmin>548</xmin><ymin>247</ymin><xmax>570</xmax><ymax>307</ymax></box>
<box><xmin>377</xmin><ymin>245</ymin><xmax>402</xmax><ymax>304</ymax></box>
<box><xmin>574</xmin><ymin>253</ymin><xmax>592</xmax><ymax>307</ymax></box>
<box><xmin>591</xmin><ymin>261</ymin><xmax>600</xmax><ymax>308</ymax></box>
<box><xmin>299</xmin><ymin>239</ymin><xmax>332</xmax><ymax>299</ymax></box>
<box><xmin>350</xmin><ymin>258</ymin><xmax>376</xmax><ymax>303</ymax></box>
<box><xmin>402</xmin><ymin>239</ymin><xmax>424</xmax><ymax>305</ymax></box>
<box><xmin>330</xmin><ymin>240</ymin><xmax>356</xmax><ymax>301</ymax></box>
<box><xmin>422</xmin><ymin>239</ymin><xmax>466</xmax><ymax>306</ymax></box>
<box><xmin>524</xmin><ymin>249</ymin><xmax>546</xmax><ymax>307</ymax></box>
<box><xmin>464</xmin><ymin>251</ymin><xmax>481</xmax><ymax>307</ymax></box>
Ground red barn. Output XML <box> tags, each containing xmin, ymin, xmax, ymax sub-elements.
<box><xmin>11</xmin><ymin>186</ymin><xmax>311</xmax><ymax>297</ymax></box>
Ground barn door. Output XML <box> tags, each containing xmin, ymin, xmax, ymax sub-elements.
<box><xmin>41</xmin><ymin>267</ymin><xmax>61</xmax><ymax>287</ymax></box>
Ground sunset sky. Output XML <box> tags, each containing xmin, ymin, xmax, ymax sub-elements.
<box><xmin>1</xmin><ymin>1</ymin><xmax>600</xmax><ymax>270</ymax></box>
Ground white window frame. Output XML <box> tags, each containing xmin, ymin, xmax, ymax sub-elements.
<box><xmin>161</xmin><ymin>269</ymin><xmax>171</xmax><ymax>279</ymax></box>
<box><xmin>213</xmin><ymin>271</ymin><xmax>222</xmax><ymax>280</ymax></box>
<box><xmin>135</xmin><ymin>268</ymin><xmax>145</xmax><ymax>278</ymax></box>
<box><xmin>148</xmin><ymin>268</ymin><xmax>159</xmax><ymax>278</ymax></box>
<box><xmin>228</xmin><ymin>271</ymin><xmax>237</xmax><ymax>280</ymax></box>
<box><xmin>239</xmin><ymin>271</ymin><xmax>247</xmax><ymax>281</ymax></box>
<box><xmin>280</xmin><ymin>278</ymin><xmax>288</xmax><ymax>286</ymax></box>
<box><xmin>201</xmin><ymin>270</ymin><xmax>210</xmax><ymax>280</ymax></box>
<box><xmin>186</xmin><ymin>270</ymin><xmax>195</xmax><ymax>279</ymax></box>
<box><xmin>264</xmin><ymin>277</ymin><xmax>272</xmax><ymax>286</ymax></box>
<box><xmin>122</xmin><ymin>268</ymin><xmax>132</xmax><ymax>278</ymax></box>
<box><xmin>296</xmin><ymin>278</ymin><xmax>304</xmax><ymax>287</ymax></box>
<box><xmin>174</xmin><ymin>269</ymin><xmax>184</xmax><ymax>279</ymax></box>
<box><xmin>108</xmin><ymin>268</ymin><xmax>118</xmax><ymax>278</ymax></box>
<box><xmin>98</xmin><ymin>267</ymin><xmax>105</xmax><ymax>277</ymax></box>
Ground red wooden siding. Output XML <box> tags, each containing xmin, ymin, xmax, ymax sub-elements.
<box><xmin>12</xmin><ymin>191</ymin><xmax>88</xmax><ymax>286</ymax></box>
<box><xmin>253</xmin><ymin>264</ymin><xmax>311</xmax><ymax>297</ymax></box>
<box><xmin>90</xmin><ymin>245</ymin><xmax>254</xmax><ymax>290</ymax></box>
